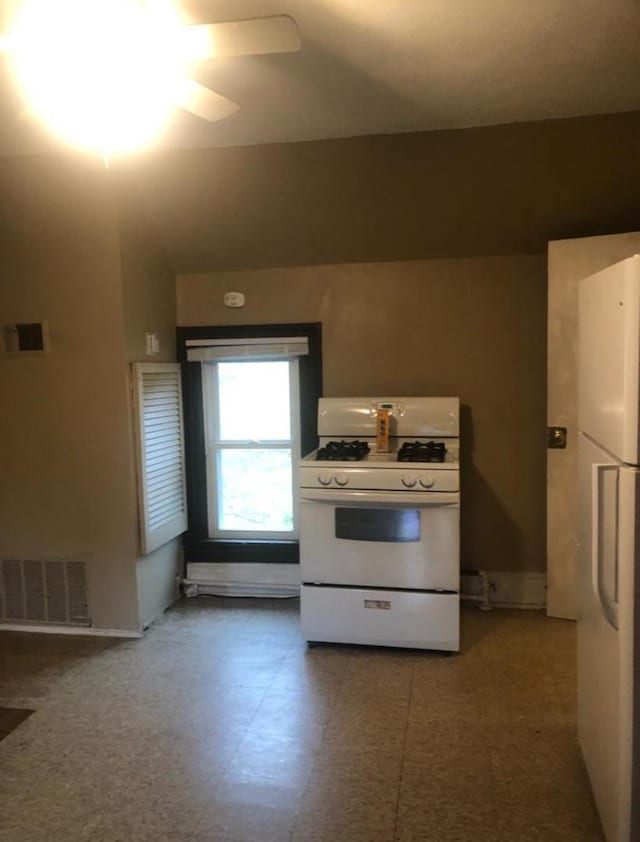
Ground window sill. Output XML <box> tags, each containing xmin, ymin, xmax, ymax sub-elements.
<box><xmin>184</xmin><ymin>537</ymin><xmax>299</xmax><ymax>564</ymax></box>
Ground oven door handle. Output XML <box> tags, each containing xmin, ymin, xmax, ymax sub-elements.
<box><xmin>299</xmin><ymin>488</ymin><xmax>460</xmax><ymax>506</ymax></box>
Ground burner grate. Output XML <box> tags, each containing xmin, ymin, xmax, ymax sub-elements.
<box><xmin>316</xmin><ymin>440</ymin><xmax>370</xmax><ymax>461</ymax></box>
<box><xmin>397</xmin><ymin>441</ymin><xmax>446</xmax><ymax>463</ymax></box>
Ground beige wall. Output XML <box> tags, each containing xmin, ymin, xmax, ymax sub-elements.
<box><xmin>118</xmin><ymin>183</ymin><xmax>178</xmax><ymax>365</ymax></box>
<box><xmin>547</xmin><ymin>232</ymin><xmax>640</xmax><ymax>619</ymax></box>
<box><xmin>136</xmin><ymin>543</ymin><xmax>180</xmax><ymax>630</ymax></box>
<box><xmin>117</xmin><ymin>181</ymin><xmax>182</xmax><ymax>629</ymax></box>
<box><xmin>178</xmin><ymin>254</ymin><xmax>547</xmax><ymax>574</ymax></box>
<box><xmin>136</xmin><ymin>110</ymin><xmax>640</xmax><ymax>274</ymax></box>
<box><xmin>0</xmin><ymin>155</ymin><xmax>140</xmax><ymax>631</ymax></box>
<box><xmin>0</xmin><ymin>157</ymin><xmax>181</xmax><ymax>633</ymax></box>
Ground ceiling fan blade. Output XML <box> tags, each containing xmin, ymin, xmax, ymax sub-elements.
<box><xmin>177</xmin><ymin>79</ymin><xmax>239</xmax><ymax>123</ymax></box>
<box><xmin>185</xmin><ymin>15</ymin><xmax>301</xmax><ymax>60</ymax></box>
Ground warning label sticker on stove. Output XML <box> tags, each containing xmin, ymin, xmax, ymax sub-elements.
<box><xmin>364</xmin><ymin>599</ymin><xmax>391</xmax><ymax>610</ymax></box>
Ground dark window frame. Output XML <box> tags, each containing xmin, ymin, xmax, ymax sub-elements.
<box><xmin>177</xmin><ymin>323</ymin><xmax>322</xmax><ymax>565</ymax></box>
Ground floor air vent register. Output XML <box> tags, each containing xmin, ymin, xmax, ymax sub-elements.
<box><xmin>0</xmin><ymin>559</ymin><xmax>89</xmax><ymax>626</ymax></box>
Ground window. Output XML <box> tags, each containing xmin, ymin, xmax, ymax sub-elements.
<box><xmin>178</xmin><ymin>323</ymin><xmax>322</xmax><ymax>564</ymax></box>
<box><xmin>204</xmin><ymin>360</ymin><xmax>299</xmax><ymax>538</ymax></box>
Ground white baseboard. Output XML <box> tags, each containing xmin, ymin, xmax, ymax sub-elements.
<box><xmin>185</xmin><ymin>562</ymin><xmax>300</xmax><ymax>599</ymax></box>
<box><xmin>186</xmin><ymin>564</ymin><xmax>546</xmax><ymax>609</ymax></box>
<box><xmin>185</xmin><ymin>581</ymin><xmax>300</xmax><ymax>599</ymax></box>
<box><xmin>0</xmin><ymin>623</ymin><xmax>142</xmax><ymax>639</ymax></box>
<box><xmin>461</xmin><ymin>571</ymin><xmax>547</xmax><ymax>610</ymax></box>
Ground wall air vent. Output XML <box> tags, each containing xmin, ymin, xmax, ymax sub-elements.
<box><xmin>3</xmin><ymin>321</ymin><xmax>50</xmax><ymax>353</ymax></box>
<box><xmin>0</xmin><ymin>559</ymin><xmax>89</xmax><ymax>626</ymax></box>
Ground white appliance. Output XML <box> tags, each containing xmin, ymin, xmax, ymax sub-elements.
<box><xmin>299</xmin><ymin>397</ymin><xmax>460</xmax><ymax>651</ymax></box>
<box><xmin>577</xmin><ymin>256</ymin><xmax>640</xmax><ymax>842</ymax></box>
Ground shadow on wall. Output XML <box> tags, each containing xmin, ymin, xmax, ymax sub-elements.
<box><xmin>459</xmin><ymin>404</ymin><xmax>523</xmax><ymax>574</ymax></box>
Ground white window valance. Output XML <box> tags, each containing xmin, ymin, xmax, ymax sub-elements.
<box><xmin>186</xmin><ymin>336</ymin><xmax>309</xmax><ymax>362</ymax></box>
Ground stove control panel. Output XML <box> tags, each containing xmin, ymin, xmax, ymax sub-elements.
<box><xmin>316</xmin><ymin>472</ymin><xmax>351</xmax><ymax>487</ymax></box>
<box><xmin>302</xmin><ymin>465</ymin><xmax>459</xmax><ymax>493</ymax></box>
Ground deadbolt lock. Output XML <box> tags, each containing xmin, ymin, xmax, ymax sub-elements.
<box><xmin>547</xmin><ymin>426</ymin><xmax>568</xmax><ymax>449</ymax></box>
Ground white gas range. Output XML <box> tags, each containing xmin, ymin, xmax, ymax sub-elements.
<box><xmin>299</xmin><ymin>397</ymin><xmax>460</xmax><ymax>652</ymax></box>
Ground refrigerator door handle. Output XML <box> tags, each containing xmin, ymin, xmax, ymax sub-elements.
<box><xmin>591</xmin><ymin>463</ymin><xmax>619</xmax><ymax>630</ymax></box>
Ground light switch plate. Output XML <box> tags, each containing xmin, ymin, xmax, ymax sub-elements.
<box><xmin>145</xmin><ymin>332</ymin><xmax>160</xmax><ymax>355</ymax></box>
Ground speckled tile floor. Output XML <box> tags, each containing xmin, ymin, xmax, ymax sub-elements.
<box><xmin>0</xmin><ymin>599</ymin><xmax>603</xmax><ymax>842</ymax></box>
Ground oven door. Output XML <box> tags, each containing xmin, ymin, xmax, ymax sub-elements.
<box><xmin>299</xmin><ymin>488</ymin><xmax>460</xmax><ymax>591</ymax></box>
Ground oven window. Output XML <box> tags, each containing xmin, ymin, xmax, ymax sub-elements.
<box><xmin>335</xmin><ymin>508</ymin><xmax>421</xmax><ymax>542</ymax></box>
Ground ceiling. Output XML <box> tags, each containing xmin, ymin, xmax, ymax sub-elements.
<box><xmin>1</xmin><ymin>0</ymin><xmax>640</xmax><ymax>154</ymax></box>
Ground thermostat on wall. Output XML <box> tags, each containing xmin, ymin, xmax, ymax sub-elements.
<box><xmin>223</xmin><ymin>291</ymin><xmax>245</xmax><ymax>308</ymax></box>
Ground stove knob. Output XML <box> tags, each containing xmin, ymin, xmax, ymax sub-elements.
<box><xmin>318</xmin><ymin>472</ymin><xmax>333</xmax><ymax>486</ymax></box>
<box><xmin>401</xmin><ymin>475</ymin><xmax>417</xmax><ymax>488</ymax></box>
<box><xmin>334</xmin><ymin>472</ymin><xmax>349</xmax><ymax>487</ymax></box>
<box><xmin>419</xmin><ymin>474</ymin><xmax>435</xmax><ymax>489</ymax></box>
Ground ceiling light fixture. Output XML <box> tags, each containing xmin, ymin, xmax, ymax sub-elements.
<box><xmin>0</xmin><ymin>2</ymin><xmax>302</xmax><ymax>160</ymax></box>
<box><xmin>4</xmin><ymin>0</ymin><xmax>186</xmax><ymax>158</ymax></box>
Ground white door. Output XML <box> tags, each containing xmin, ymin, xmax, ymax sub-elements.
<box><xmin>547</xmin><ymin>233</ymin><xmax>640</xmax><ymax>622</ymax></box>
<box><xmin>577</xmin><ymin>432</ymin><xmax>639</xmax><ymax>842</ymax></box>
<box><xmin>578</xmin><ymin>256</ymin><xmax>640</xmax><ymax>465</ymax></box>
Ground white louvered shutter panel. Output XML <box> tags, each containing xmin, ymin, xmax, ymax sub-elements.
<box><xmin>133</xmin><ymin>363</ymin><xmax>188</xmax><ymax>554</ymax></box>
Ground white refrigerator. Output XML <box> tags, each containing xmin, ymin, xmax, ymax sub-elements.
<box><xmin>577</xmin><ymin>255</ymin><xmax>640</xmax><ymax>842</ymax></box>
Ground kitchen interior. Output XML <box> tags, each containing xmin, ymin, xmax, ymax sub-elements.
<box><xmin>1</xmin><ymin>2</ymin><xmax>640</xmax><ymax>841</ymax></box>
